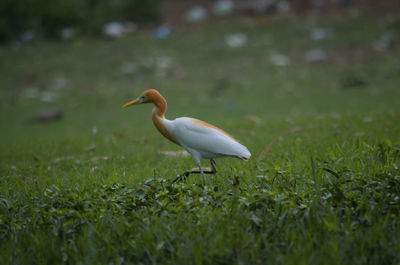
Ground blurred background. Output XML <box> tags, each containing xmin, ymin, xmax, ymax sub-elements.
<box><xmin>0</xmin><ymin>0</ymin><xmax>399</xmax><ymax>144</ymax></box>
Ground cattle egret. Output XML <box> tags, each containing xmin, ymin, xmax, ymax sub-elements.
<box><xmin>122</xmin><ymin>89</ymin><xmax>251</xmax><ymax>183</ymax></box>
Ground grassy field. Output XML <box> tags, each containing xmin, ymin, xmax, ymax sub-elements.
<box><xmin>1</xmin><ymin>12</ymin><xmax>400</xmax><ymax>264</ymax></box>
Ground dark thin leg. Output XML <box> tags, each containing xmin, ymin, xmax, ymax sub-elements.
<box><xmin>210</xmin><ymin>159</ymin><xmax>217</xmax><ymax>173</ymax></box>
<box><xmin>172</xmin><ymin>159</ymin><xmax>217</xmax><ymax>183</ymax></box>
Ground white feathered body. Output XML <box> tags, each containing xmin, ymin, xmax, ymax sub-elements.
<box><xmin>162</xmin><ymin>117</ymin><xmax>251</xmax><ymax>164</ymax></box>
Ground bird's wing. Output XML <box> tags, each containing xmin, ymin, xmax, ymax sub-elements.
<box><xmin>169</xmin><ymin>117</ymin><xmax>251</xmax><ymax>159</ymax></box>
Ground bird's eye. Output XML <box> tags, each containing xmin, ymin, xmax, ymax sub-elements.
<box><xmin>138</xmin><ymin>95</ymin><xmax>146</xmax><ymax>103</ymax></box>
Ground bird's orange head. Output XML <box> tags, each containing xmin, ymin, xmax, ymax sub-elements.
<box><xmin>121</xmin><ymin>89</ymin><xmax>163</xmax><ymax>108</ymax></box>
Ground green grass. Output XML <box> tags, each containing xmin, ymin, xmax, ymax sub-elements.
<box><xmin>1</xmin><ymin>12</ymin><xmax>400</xmax><ymax>264</ymax></box>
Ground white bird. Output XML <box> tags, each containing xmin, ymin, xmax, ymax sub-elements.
<box><xmin>122</xmin><ymin>89</ymin><xmax>251</xmax><ymax>183</ymax></box>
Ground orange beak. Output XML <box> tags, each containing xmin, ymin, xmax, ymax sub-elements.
<box><xmin>121</xmin><ymin>99</ymin><xmax>139</xmax><ymax>109</ymax></box>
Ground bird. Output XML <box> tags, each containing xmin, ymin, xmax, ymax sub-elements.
<box><xmin>122</xmin><ymin>89</ymin><xmax>251</xmax><ymax>183</ymax></box>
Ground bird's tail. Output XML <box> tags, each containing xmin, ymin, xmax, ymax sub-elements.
<box><xmin>236</xmin><ymin>143</ymin><xmax>251</xmax><ymax>161</ymax></box>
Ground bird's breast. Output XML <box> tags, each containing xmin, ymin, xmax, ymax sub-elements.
<box><xmin>152</xmin><ymin>111</ymin><xmax>179</xmax><ymax>145</ymax></box>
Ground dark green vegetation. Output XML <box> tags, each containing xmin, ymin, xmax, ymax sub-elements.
<box><xmin>1</xmin><ymin>13</ymin><xmax>400</xmax><ymax>264</ymax></box>
<box><xmin>0</xmin><ymin>0</ymin><xmax>161</xmax><ymax>41</ymax></box>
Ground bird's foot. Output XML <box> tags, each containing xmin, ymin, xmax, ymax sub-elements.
<box><xmin>172</xmin><ymin>172</ymin><xmax>189</xmax><ymax>183</ymax></box>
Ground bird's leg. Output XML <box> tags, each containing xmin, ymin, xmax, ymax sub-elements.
<box><xmin>199</xmin><ymin>164</ymin><xmax>206</xmax><ymax>185</ymax></box>
<box><xmin>173</xmin><ymin>159</ymin><xmax>217</xmax><ymax>183</ymax></box>
<box><xmin>210</xmin><ymin>159</ymin><xmax>217</xmax><ymax>174</ymax></box>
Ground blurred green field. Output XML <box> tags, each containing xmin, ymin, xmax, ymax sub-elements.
<box><xmin>1</xmin><ymin>13</ymin><xmax>400</xmax><ymax>265</ymax></box>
